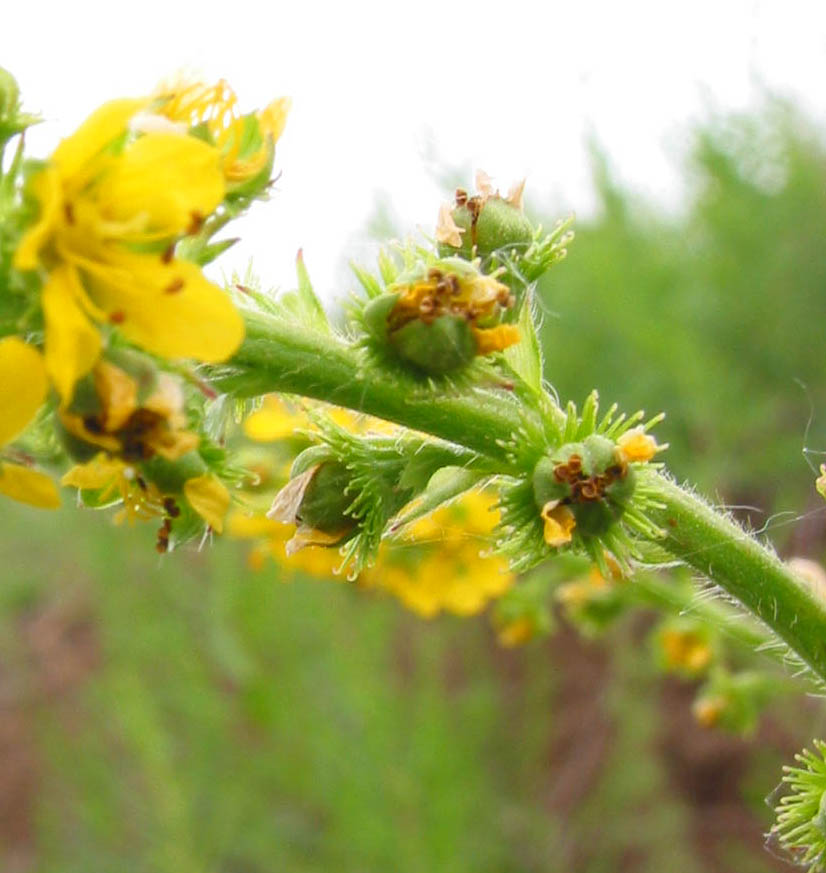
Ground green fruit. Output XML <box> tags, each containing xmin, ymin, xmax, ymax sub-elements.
<box><xmin>441</xmin><ymin>197</ymin><xmax>534</xmax><ymax>259</ymax></box>
<box><xmin>389</xmin><ymin>314</ymin><xmax>477</xmax><ymax>375</ymax></box>
<box><xmin>297</xmin><ymin>461</ymin><xmax>355</xmax><ymax>534</ymax></box>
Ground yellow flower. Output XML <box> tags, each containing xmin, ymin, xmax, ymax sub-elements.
<box><xmin>226</xmin><ymin>511</ymin><xmax>341</xmax><ymax>576</ymax></box>
<box><xmin>360</xmin><ymin>491</ymin><xmax>514</xmax><ymax>618</ymax></box>
<box><xmin>13</xmin><ymin>98</ymin><xmax>244</xmax><ymax>404</ymax></box>
<box><xmin>155</xmin><ymin>78</ymin><xmax>290</xmax><ymax>185</ymax></box>
<box><xmin>496</xmin><ymin>617</ymin><xmax>538</xmax><ymax>648</ymax></box>
<box><xmin>60</xmin><ymin>361</ymin><xmax>199</xmax><ymax>462</ymax></box>
<box><xmin>617</xmin><ymin>427</ymin><xmax>663</xmax><ymax>463</ymax></box>
<box><xmin>656</xmin><ymin>624</ymin><xmax>713</xmax><ymax>676</ymax></box>
<box><xmin>0</xmin><ymin>337</ymin><xmax>60</xmax><ymax>508</ymax></box>
<box><xmin>62</xmin><ymin>454</ymin><xmax>165</xmax><ymax>524</ymax></box>
<box><xmin>62</xmin><ymin>453</ymin><xmax>231</xmax><ymax>536</ymax></box>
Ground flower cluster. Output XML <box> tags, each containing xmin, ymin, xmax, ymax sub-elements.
<box><xmin>0</xmin><ymin>70</ymin><xmax>286</xmax><ymax>537</ymax></box>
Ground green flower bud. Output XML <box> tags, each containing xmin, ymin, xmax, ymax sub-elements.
<box><xmin>268</xmin><ymin>447</ymin><xmax>357</xmax><ymax>551</ymax></box>
<box><xmin>0</xmin><ymin>67</ymin><xmax>39</xmax><ymax>143</ymax></box>
<box><xmin>296</xmin><ymin>461</ymin><xmax>355</xmax><ymax>534</ymax></box>
<box><xmin>444</xmin><ymin>196</ymin><xmax>534</xmax><ymax>260</ymax></box>
<box><xmin>0</xmin><ymin>67</ymin><xmax>20</xmax><ymax>122</ymax></box>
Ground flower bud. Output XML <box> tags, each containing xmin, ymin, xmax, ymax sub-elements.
<box><xmin>268</xmin><ymin>447</ymin><xmax>357</xmax><ymax>553</ymax></box>
<box><xmin>436</xmin><ymin>176</ymin><xmax>534</xmax><ymax>260</ymax></box>
<box><xmin>0</xmin><ymin>67</ymin><xmax>20</xmax><ymax>123</ymax></box>
<box><xmin>0</xmin><ymin>67</ymin><xmax>38</xmax><ymax>143</ymax></box>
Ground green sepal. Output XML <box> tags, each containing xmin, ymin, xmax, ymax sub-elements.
<box><xmin>532</xmin><ymin>456</ymin><xmax>567</xmax><ymax>508</ymax></box>
<box><xmin>142</xmin><ymin>451</ymin><xmax>208</xmax><ymax>494</ymax></box>
<box><xmin>362</xmin><ymin>293</ymin><xmax>399</xmax><ymax>343</ymax></box>
<box><xmin>297</xmin><ymin>462</ymin><xmax>357</xmax><ymax>535</ymax></box>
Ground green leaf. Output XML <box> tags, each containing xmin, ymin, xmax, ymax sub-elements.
<box><xmin>503</xmin><ymin>295</ymin><xmax>543</xmax><ymax>394</ymax></box>
<box><xmin>387</xmin><ymin>466</ymin><xmax>487</xmax><ymax>537</ymax></box>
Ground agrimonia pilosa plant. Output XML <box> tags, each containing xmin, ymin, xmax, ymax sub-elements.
<box><xmin>2</xmin><ymin>68</ymin><xmax>825</xmax><ymax>865</ymax></box>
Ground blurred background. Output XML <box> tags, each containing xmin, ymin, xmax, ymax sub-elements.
<box><xmin>3</xmin><ymin>98</ymin><xmax>826</xmax><ymax>873</ymax></box>
<box><xmin>4</xmin><ymin>2</ymin><xmax>826</xmax><ymax>870</ymax></box>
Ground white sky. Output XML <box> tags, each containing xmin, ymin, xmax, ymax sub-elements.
<box><xmin>4</xmin><ymin>1</ymin><xmax>826</xmax><ymax>301</ymax></box>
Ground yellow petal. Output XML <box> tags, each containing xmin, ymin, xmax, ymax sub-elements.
<box><xmin>86</xmin><ymin>251</ymin><xmax>244</xmax><ymax>363</ymax></box>
<box><xmin>95</xmin><ymin>133</ymin><xmax>224</xmax><ymax>238</ymax></box>
<box><xmin>52</xmin><ymin>98</ymin><xmax>147</xmax><ymax>181</ymax></box>
<box><xmin>42</xmin><ymin>265</ymin><xmax>102</xmax><ymax>403</ymax></box>
<box><xmin>94</xmin><ymin>361</ymin><xmax>138</xmax><ymax>430</ymax></box>
<box><xmin>13</xmin><ymin>167</ymin><xmax>61</xmax><ymax>271</ymax></box>
<box><xmin>61</xmin><ymin>454</ymin><xmax>125</xmax><ymax>489</ymax></box>
<box><xmin>0</xmin><ymin>337</ymin><xmax>48</xmax><ymax>446</ymax></box>
<box><xmin>258</xmin><ymin>97</ymin><xmax>291</xmax><ymax>143</ymax></box>
<box><xmin>184</xmin><ymin>473</ymin><xmax>230</xmax><ymax>533</ymax></box>
<box><xmin>285</xmin><ymin>524</ymin><xmax>347</xmax><ymax>556</ymax></box>
<box><xmin>541</xmin><ymin>501</ymin><xmax>576</xmax><ymax>547</ymax></box>
<box><xmin>473</xmin><ymin>324</ymin><xmax>521</xmax><ymax>355</ymax></box>
<box><xmin>0</xmin><ymin>462</ymin><xmax>60</xmax><ymax>508</ymax></box>
<box><xmin>617</xmin><ymin>427</ymin><xmax>661</xmax><ymax>463</ymax></box>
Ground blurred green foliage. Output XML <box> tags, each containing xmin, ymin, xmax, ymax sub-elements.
<box><xmin>538</xmin><ymin>101</ymin><xmax>826</xmax><ymax>512</ymax></box>
<box><xmin>2</xmin><ymin>102</ymin><xmax>825</xmax><ymax>872</ymax></box>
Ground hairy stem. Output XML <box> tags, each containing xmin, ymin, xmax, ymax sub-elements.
<box><xmin>217</xmin><ymin>309</ymin><xmax>541</xmax><ymax>469</ymax></box>
<box><xmin>642</xmin><ymin>472</ymin><xmax>826</xmax><ymax>683</ymax></box>
<box><xmin>224</xmin><ymin>308</ymin><xmax>826</xmax><ymax>683</ymax></box>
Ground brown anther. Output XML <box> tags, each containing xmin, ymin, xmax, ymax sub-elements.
<box><xmin>187</xmin><ymin>211</ymin><xmax>205</xmax><ymax>235</ymax></box>
<box><xmin>605</xmin><ymin>462</ymin><xmax>627</xmax><ymax>481</ymax></box>
<box><xmin>109</xmin><ymin>310</ymin><xmax>126</xmax><ymax>324</ymax></box>
<box><xmin>455</xmin><ymin>189</ymin><xmax>468</xmax><ymax>207</ymax></box>
<box><xmin>164</xmin><ymin>277</ymin><xmax>185</xmax><ymax>295</ymax></box>
<box><xmin>161</xmin><ymin>244</ymin><xmax>175</xmax><ymax>264</ymax></box>
<box><xmin>163</xmin><ymin>497</ymin><xmax>181</xmax><ymax>518</ymax></box>
<box><xmin>136</xmin><ymin>476</ymin><xmax>147</xmax><ymax>491</ymax></box>
<box><xmin>64</xmin><ymin>202</ymin><xmax>75</xmax><ymax>225</ymax></box>
<box><xmin>578</xmin><ymin>480</ymin><xmax>600</xmax><ymax>501</ymax></box>
<box><xmin>567</xmin><ymin>455</ymin><xmax>583</xmax><ymax>475</ymax></box>
<box><xmin>82</xmin><ymin>415</ymin><xmax>104</xmax><ymax>435</ymax></box>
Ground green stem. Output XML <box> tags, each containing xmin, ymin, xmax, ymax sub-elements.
<box><xmin>218</xmin><ymin>309</ymin><xmax>540</xmax><ymax>469</ymax></box>
<box><xmin>223</xmin><ymin>308</ymin><xmax>826</xmax><ymax>683</ymax></box>
<box><xmin>643</xmin><ymin>472</ymin><xmax>826</xmax><ymax>682</ymax></box>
